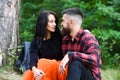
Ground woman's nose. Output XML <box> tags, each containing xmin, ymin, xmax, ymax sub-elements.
<box><xmin>54</xmin><ymin>22</ymin><xmax>56</xmax><ymax>26</ymax></box>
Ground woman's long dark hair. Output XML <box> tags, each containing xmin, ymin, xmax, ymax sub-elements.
<box><xmin>33</xmin><ymin>10</ymin><xmax>62</xmax><ymax>59</ymax></box>
<box><xmin>34</xmin><ymin>10</ymin><xmax>61</xmax><ymax>39</ymax></box>
<box><xmin>31</xmin><ymin>10</ymin><xmax>63</xmax><ymax>60</ymax></box>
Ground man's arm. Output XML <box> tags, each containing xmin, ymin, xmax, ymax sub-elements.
<box><xmin>68</xmin><ymin>35</ymin><xmax>101</xmax><ymax>68</ymax></box>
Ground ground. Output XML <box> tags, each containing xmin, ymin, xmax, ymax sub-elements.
<box><xmin>0</xmin><ymin>66</ymin><xmax>120</xmax><ymax>80</ymax></box>
<box><xmin>0</xmin><ymin>66</ymin><xmax>22</xmax><ymax>80</ymax></box>
<box><xmin>102</xmin><ymin>68</ymin><xmax>120</xmax><ymax>80</ymax></box>
<box><xmin>0</xmin><ymin>71</ymin><xmax>22</xmax><ymax>80</ymax></box>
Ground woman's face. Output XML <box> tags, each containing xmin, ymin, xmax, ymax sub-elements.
<box><xmin>47</xmin><ymin>14</ymin><xmax>56</xmax><ymax>33</ymax></box>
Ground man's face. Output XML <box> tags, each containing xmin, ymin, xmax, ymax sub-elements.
<box><xmin>61</xmin><ymin>14</ymin><xmax>71</xmax><ymax>35</ymax></box>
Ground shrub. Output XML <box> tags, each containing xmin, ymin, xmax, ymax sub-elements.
<box><xmin>92</xmin><ymin>29</ymin><xmax>120</xmax><ymax>69</ymax></box>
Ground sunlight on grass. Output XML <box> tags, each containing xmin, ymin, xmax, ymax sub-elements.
<box><xmin>0</xmin><ymin>66</ymin><xmax>22</xmax><ymax>80</ymax></box>
<box><xmin>102</xmin><ymin>68</ymin><xmax>120</xmax><ymax>80</ymax></box>
<box><xmin>0</xmin><ymin>66</ymin><xmax>120</xmax><ymax>80</ymax></box>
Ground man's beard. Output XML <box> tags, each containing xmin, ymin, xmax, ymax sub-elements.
<box><xmin>61</xmin><ymin>27</ymin><xmax>71</xmax><ymax>36</ymax></box>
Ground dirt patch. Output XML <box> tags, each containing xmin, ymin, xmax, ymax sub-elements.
<box><xmin>0</xmin><ymin>67</ymin><xmax>22</xmax><ymax>80</ymax></box>
<box><xmin>0</xmin><ymin>71</ymin><xmax>22</xmax><ymax>80</ymax></box>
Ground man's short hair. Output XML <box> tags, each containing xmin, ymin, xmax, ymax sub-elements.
<box><xmin>62</xmin><ymin>7</ymin><xmax>83</xmax><ymax>19</ymax></box>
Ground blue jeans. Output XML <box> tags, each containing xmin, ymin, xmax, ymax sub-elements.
<box><xmin>67</xmin><ymin>60</ymin><xmax>95</xmax><ymax>80</ymax></box>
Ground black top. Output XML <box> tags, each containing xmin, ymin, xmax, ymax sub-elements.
<box><xmin>30</xmin><ymin>36</ymin><xmax>63</xmax><ymax>69</ymax></box>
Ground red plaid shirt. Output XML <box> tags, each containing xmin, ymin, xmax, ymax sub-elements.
<box><xmin>62</xmin><ymin>28</ymin><xmax>102</xmax><ymax>80</ymax></box>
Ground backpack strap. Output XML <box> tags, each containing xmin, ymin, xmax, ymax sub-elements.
<box><xmin>20</xmin><ymin>41</ymin><xmax>31</xmax><ymax>72</ymax></box>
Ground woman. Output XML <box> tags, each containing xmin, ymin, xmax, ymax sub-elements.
<box><xmin>22</xmin><ymin>10</ymin><xmax>64</xmax><ymax>80</ymax></box>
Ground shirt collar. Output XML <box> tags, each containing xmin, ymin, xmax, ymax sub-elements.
<box><xmin>63</xmin><ymin>28</ymin><xmax>84</xmax><ymax>41</ymax></box>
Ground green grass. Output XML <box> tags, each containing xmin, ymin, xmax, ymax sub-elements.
<box><xmin>0</xmin><ymin>66</ymin><xmax>22</xmax><ymax>80</ymax></box>
<box><xmin>102</xmin><ymin>68</ymin><xmax>120</xmax><ymax>80</ymax></box>
<box><xmin>0</xmin><ymin>66</ymin><xmax>120</xmax><ymax>80</ymax></box>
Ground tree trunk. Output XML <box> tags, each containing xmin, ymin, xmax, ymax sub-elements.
<box><xmin>0</xmin><ymin>0</ymin><xmax>20</xmax><ymax>64</ymax></box>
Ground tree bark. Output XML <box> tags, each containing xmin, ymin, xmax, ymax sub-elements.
<box><xmin>0</xmin><ymin>0</ymin><xmax>20</xmax><ymax>54</ymax></box>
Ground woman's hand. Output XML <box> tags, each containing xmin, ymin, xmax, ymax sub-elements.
<box><xmin>32</xmin><ymin>66</ymin><xmax>45</xmax><ymax>80</ymax></box>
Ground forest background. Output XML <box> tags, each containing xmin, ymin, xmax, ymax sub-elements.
<box><xmin>0</xmin><ymin>0</ymin><xmax>120</xmax><ymax>80</ymax></box>
<box><xmin>20</xmin><ymin>0</ymin><xmax>120</xmax><ymax>68</ymax></box>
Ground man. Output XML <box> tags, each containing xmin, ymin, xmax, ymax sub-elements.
<box><xmin>59</xmin><ymin>8</ymin><xmax>102</xmax><ymax>80</ymax></box>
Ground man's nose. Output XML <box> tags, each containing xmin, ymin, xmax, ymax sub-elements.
<box><xmin>61</xmin><ymin>23</ymin><xmax>63</xmax><ymax>26</ymax></box>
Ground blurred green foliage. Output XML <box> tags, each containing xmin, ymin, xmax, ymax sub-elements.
<box><xmin>92</xmin><ymin>29</ymin><xmax>120</xmax><ymax>69</ymax></box>
<box><xmin>19</xmin><ymin>0</ymin><xmax>120</xmax><ymax>68</ymax></box>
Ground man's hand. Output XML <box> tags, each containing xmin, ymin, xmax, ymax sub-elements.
<box><xmin>59</xmin><ymin>53</ymin><xmax>69</xmax><ymax>74</ymax></box>
<box><xmin>32</xmin><ymin>66</ymin><xmax>45</xmax><ymax>80</ymax></box>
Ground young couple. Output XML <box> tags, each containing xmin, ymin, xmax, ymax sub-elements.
<box><xmin>22</xmin><ymin>8</ymin><xmax>102</xmax><ymax>80</ymax></box>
